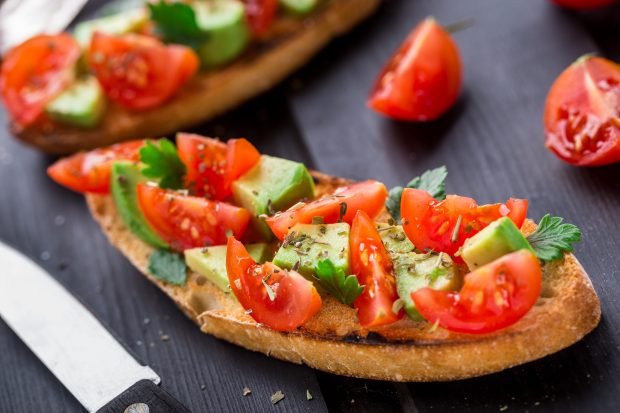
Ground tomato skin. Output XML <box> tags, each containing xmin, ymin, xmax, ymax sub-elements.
<box><xmin>88</xmin><ymin>33</ymin><xmax>198</xmax><ymax>110</ymax></box>
<box><xmin>551</xmin><ymin>0</ymin><xmax>615</xmax><ymax>10</ymax></box>
<box><xmin>266</xmin><ymin>180</ymin><xmax>387</xmax><ymax>240</ymax></box>
<box><xmin>226</xmin><ymin>237</ymin><xmax>322</xmax><ymax>331</ymax></box>
<box><xmin>368</xmin><ymin>17</ymin><xmax>462</xmax><ymax>121</ymax></box>
<box><xmin>411</xmin><ymin>250</ymin><xmax>542</xmax><ymax>334</ymax></box>
<box><xmin>1</xmin><ymin>34</ymin><xmax>80</xmax><ymax>126</ymax></box>
<box><xmin>176</xmin><ymin>134</ymin><xmax>260</xmax><ymax>200</ymax></box>
<box><xmin>47</xmin><ymin>140</ymin><xmax>145</xmax><ymax>194</ymax></box>
<box><xmin>401</xmin><ymin>188</ymin><xmax>528</xmax><ymax>259</ymax></box>
<box><xmin>242</xmin><ymin>0</ymin><xmax>278</xmax><ymax>37</ymax></box>
<box><xmin>545</xmin><ymin>55</ymin><xmax>620</xmax><ymax>166</ymax></box>
<box><xmin>137</xmin><ymin>184</ymin><xmax>251</xmax><ymax>251</ymax></box>
<box><xmin>350</xmin><ymin>210</ymin><xmax>402</xmax><ymax>327</ymax></box>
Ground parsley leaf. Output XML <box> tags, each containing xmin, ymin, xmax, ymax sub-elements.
<box><xmin>148</xmin><ymin>250</ymin><xmax>187</xmax><ymax>285</ymax></box>
<box><xmin>147</xmin><ymin>1</ymin><xmax>206</xmax><ymax>47</ymax></box>
<box><xmin>527</xmin><ymin>214</ymin><xmax>582</xmax><ymax>262</ymax></box>
<box><xmin>314</xmin><ymin>259</ymin><xmax>364</xmax><ymax>306</ymax></box>
<box><xmin>140</xmin><ymin>139</ymin><xmax>186</xmax><ymax>190</ymax></box>
<box><xmin>386</xmin><ymin>166</ymin><xmax>448</xmax><ymax>223</ymax></box>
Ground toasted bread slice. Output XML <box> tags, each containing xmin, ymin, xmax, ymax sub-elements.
<box><xmin>85</xmin><ymin>171</ymin><xmax>601</xmax><ymax>381</ymax></box>
<box><xmin>12</xmin><ymin>0</ymin><xmax>380</xmax><ymax>155</ymax></box>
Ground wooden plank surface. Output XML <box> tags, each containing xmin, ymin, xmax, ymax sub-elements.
<box><xmin>1</xmin><ymin>0</ymin><xmax>620</xmax><ymax>412</ymax></box>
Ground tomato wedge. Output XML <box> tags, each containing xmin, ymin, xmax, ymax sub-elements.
<box><xmin>176</xmin><ymin>133</ymin><xmax>260</xmax><ymax>200</ymax></box>
<box><xmin>1</xmin><ymin>34</ymin><xmax>80</xmax><ymax>126</ymax></box>
<box><xmin>368</xmin><ymin>17</ymin><xmax>462</xmax><ymax>121</ymax></box>
<box><xmin>551</xmin><ymin>0</ymin><xmax>615</xmax><ymax>10</ymax></box>
<box><xmin>350</xmin><ymin>210</ymin><xmax>402</xmax><ymax>327</ymax></box>
<box><xmin>242</xmin><ymin>0</ymin><xmax>278</xmax><ymax>37</ymax></box>
<box><xmin>266</xmin><ymin>180</ymin><xmax>387</xmax><ymax>240</ymax></box>
<box><xmin>88</xmin><ymin>33</ymin><xmax>198</xmax><ymax>110</ymax></box>
<box><xmin>137</xmin><ymin>184</ymin><xmax>251</xmax><ymax>251</ymax></box>
<box><xmin>226</xmin><ymin>237</ymin><xmax>322</xmax><ymax>331</ymax></box>
<box><xmin>411</xmin><ymin>250</ymin><xmax>542</xmax><ymax>334</ymax></box>
<box><xmin>47</xmin><ymin>140</ymin><xmax>145</xmax><ymax>194</ymax></box>
<box><xmin>401</xmin><ymin>188</ymin><xmax>528</xmax><ymax>258</ymax></box>
<box><xmin>545</xmin><ymin>55</ymin><xmax>620</xmax><ymax>166</ymax></box>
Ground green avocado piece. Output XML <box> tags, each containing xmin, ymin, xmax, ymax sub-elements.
<box><xmin>193</xmin><ymin>0</ymin><xmax>249</xmax><ymax>68</ymax></box>
<box><xmin>232</xmin><ymin>155</ymin><xmax>315</xmax><ymax>240</ymax></box>
<box><xmin>273</xmin><ymin>223</ymin><xmax>350</xmax><ymax>277</ymax></box>
<box><xmin>185</xmin><ymin>243</ymin><xmax>271</xmax><ymax>291</ymax></box>
<box><xmin>461</xmin><ymin>217</ymin><xmax>534</xmax><ymax>271</ymax></box>
<box><xmin>73</xmin><ymin>8</ymin><xmax>148</xmax><ymax>47</ymax></box>
<box><xmin>279</xmin><ymin>0</ymin><xmax>320</xmax><ymax>15</ymax></box>
<box><xmin>111</xmin><ymin>162</ymin><xmax>168</xmax><ymax>249</ymax></box>
<box><xmin>45</xmin><ymin>77</ymin><xmax>105</xmax><ymax>128</ymax></box>
<box><xmin>379</xmin><ymin>224</ymin><xmax>460</xmax><ymax>320</ymax></box>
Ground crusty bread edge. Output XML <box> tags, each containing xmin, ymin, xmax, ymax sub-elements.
<box><xmin>85</xmin><ymin>172</ymin><xmax>601</xmax><ymax>382</ymax></box>
<box><xmin>15</xmin><ymin>0</ymin><xmax>381</xmax><ymax>154</ymax></box>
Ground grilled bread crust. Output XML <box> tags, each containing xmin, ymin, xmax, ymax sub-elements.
<box><xmin>85</xmin><ymin>171</ymin><xmax>601</xmax><ymax>381</ymax></box>
<box><xmin>12</xmin><ymin>0</ymin><xmax>380</xmax><ymax>154</ymax></box>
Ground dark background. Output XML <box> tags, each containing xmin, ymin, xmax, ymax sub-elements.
<box><xmin>1</xmin><ymin>0</ymin><xmax>620</xmax><ymax>411</ymax></box>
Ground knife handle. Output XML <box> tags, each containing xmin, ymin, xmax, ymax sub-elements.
<box><xmin>97</xmin><ymin>380</ymin><xmax>191</xmax><ymax>413</ymax></box>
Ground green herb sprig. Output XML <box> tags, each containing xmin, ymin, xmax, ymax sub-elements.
<box><xmin>386</xmin><ymin>166</ymin><xmax>448</xmax><ymax>223</ymax></box>
<box><xmin>314</xmin><ymin>259</ymin><xmax>364</xmax><ymax>306</ymax></box>
<box><xmin>527</xmin><ymin>214</ymin><xmax>582</xmax><ymax>262</ymax></box>
<box><xmin>147</xmin><ymin>1</ymin><xmax>206</xmax><ymax>47</ymax></box>
<box><xmin>140</xmin><ymin>139</ymin><xmax>186</xmax><ymax>190</ymax></box>
<box><xmin>148</xmin><ymin>250</ymin><xmax>187</xmax><ymax>285</ymax></box>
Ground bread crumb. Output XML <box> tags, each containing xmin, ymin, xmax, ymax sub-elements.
<box><xmin>242</xmin><ymin>387</ymin><xmax>251</xmax><ymax>396</ymax></box>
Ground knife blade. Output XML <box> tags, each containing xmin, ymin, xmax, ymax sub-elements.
<box><xmin>0</xmin><ymin>241</ymin><xmax>190</xmax><ymax>413</ymax></box>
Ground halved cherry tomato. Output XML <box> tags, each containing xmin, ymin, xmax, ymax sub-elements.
<box><xmin>368</xmin><ymin>17</ymin><xmax>462</xmax><ymax>121</ymax></box>
<box><xmin>137</xmin><ymin>184</ymin><xmax>251</xmax><ymax>251</ymax></box>
<box><xmin>545</xmin><ymin>55</ymin><xmax>620</xmax><ymax>166</ymax></box>
<box><xmin>401</xmin><ymin>188</ymin><xmax>528</xmax><ymax>258</ymax></box>
<box><xmin>88</xmin><ymin>33</ymin><xmax>198</xmax><ymax>110</ymax></box>
<box><xmin>47</xmin><ymin>140</ymin><xmax>145</xmax><ymax>194</ymax></box>
<box><xmin>350</xmin><ymin>210</ymin><xmax>402</xmax><ymax>327</ymax></box>
<box><xmin>242</xmin><ymin>0</ymin><xmax>278</xmax><ymax>37</ymax></box>
<box><xmin>551</xmin><ymin>0</ymin><xmax>615</xmax><ymax>10</ymax></box>
<box><xmin>411</xmin><ymin>250</ymin><xmax>542</xmax><ymax>334</ymax></box>
<box><xmin>176</xmin><ymin>133</ymin><xmax>260</xmax><ymax>200</ymax></box>
<box><xmin>1</xmin><ymin>34</ymin><xmax>80</xmax><ymax>126</ymax></box>
<box><xmin>226</xmin><ymin>237</ymin><xmax>322</xmax><ymax>331</ymax></box>
<box><xmin>266</xmin><ymin>180</ymin><xmax>387</xmax><ymax>240</ymax></box>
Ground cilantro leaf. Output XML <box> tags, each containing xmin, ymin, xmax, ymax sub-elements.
<box><xmin>147</xmin><ymin>1</ymin><xmax>206</xmax><ymax>46</ymax></box>
<box><xmin>148</xmin><ymin>250</ymin><xmax>187</xmax><ymax>285</ymax></box>
<box><xmin>314</xmin><ymin>259</ymin><xmax>364</xmax><ymax>306</ymax></box>
<box><xmin>527</xmin><ymin>214</ymin><xmax>582</xmax><ymax>262</ymax></box>
<box><xmin>386</xmin><ymin>166</ymin><xmax>448</xmax><ymax>223</ymax></box>
<box><xmin>140</xmin><ymin>139</ymin><xmax>186</xmax><ymax>190</ymax></box>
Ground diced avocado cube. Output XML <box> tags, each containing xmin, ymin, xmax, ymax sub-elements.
<box><xmin>232</xmin><ymin>155</ymin><xmax>315</xmax><ymax>240</ymax></box>
<box><xmin>273</xmin><ymin>223</ymin><xmax>350</xmax><ymax>277</ymax></box>
<box><xmin>111</xmin><ymin>162</ymin><xmax>168</xmax><ymax>249</ymax></box>
<box><xmin>193</xmin><ymin>0</ymin><xmax>250</xmax><ymax>68</ymax></box>
<box><xmin>45</xmin><ymin>77</ymin><xmax>105</xmax><ymax>128</ymax></box>
<box><xmin>73</xmin><ymin>8</ymin><xmax>148</xmax><ymax>47</ymax></box>
<box><xmin>185</xmin><ymin>243</ymin><xmax>271</xmax><ymax>291</ymax></box>
<box><xmin>378</xmin><ymin>224</ymin><xmax>415</xmax><ymax>254</ymax></box>
<box><xmin>279</xmin><ymin>0</ymin><xmax>320</xmax><ymax>15</ymax></box>
<box><xmin>461</xmin><ymin>217</ymin><xmax>534</xmax><ymax>271</ymax></box>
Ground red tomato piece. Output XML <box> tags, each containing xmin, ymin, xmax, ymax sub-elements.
<box><xmin>401</xmin><ymin>188</ymin><xmax>528</xmax><ymax>258</ymax></box>
<box><xmin>350</xmin><ymin>210</ymin><xmax>402</xmax><ymax>328</ymax></box>
<box><xmin>411</xmin><ymin>250</ymin><xmax>542</xmax><ymax>334</ymax></box>
<box><xmin>88</xmin><ymin>33</ymin><xmax>198</xmax><ymax>110</ymax></box>
<box><xmin>137</xmin><ymin>184</ymin><xmax>251</xmax><ymax>251</ymax></box>
<box><xmin>47</xmin><ymin>140</ymin><xmax>145</xmax><ymax>194</ymax></box>
<box><xmin>544</xmin><ymin>55</ymin><xmax>620</xmax><ymax>166</ymax></box>
<box><xmin>1</xmin><ymin>34</ymin><xmax>80</xmax><ymax>126</ymax></box>
<box><xmin>266</xmin><ymin>180</ymin><xmax>387</xmax><ymax>240</ymax></box>
<box><xmin>176</xmin><ymin>133</ymin><xmax>260</xmax><ymax>200</ymax></box>
<box><xmin>242</xmin><ymin>0</ymin><xmax>278</xmax><ymax>37</ymax></box>
<box><xmin>551</xmin><ymin>0</ymin><xmax>615</xmax><ymax>10</ymax></box>
<box><xmin>226</xmin><ymin>237</ymin><xmax>322</xmax><ymax>331</ymax></box>
<box><xmin>368</xmin><ymin>17</ymin><xmax>462</xmax><ymax>121</ymax></box>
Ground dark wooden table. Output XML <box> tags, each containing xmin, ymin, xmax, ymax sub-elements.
<box><xmin>1</xmin><ymin>0</ymin><xmax>620</xmax><ymax>412</ymax></box>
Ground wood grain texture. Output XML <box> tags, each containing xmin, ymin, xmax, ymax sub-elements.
<box><xmin>1</xmin><ymin>0</ymin><xmax>620</xmax><ymax>412</ymax></box>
